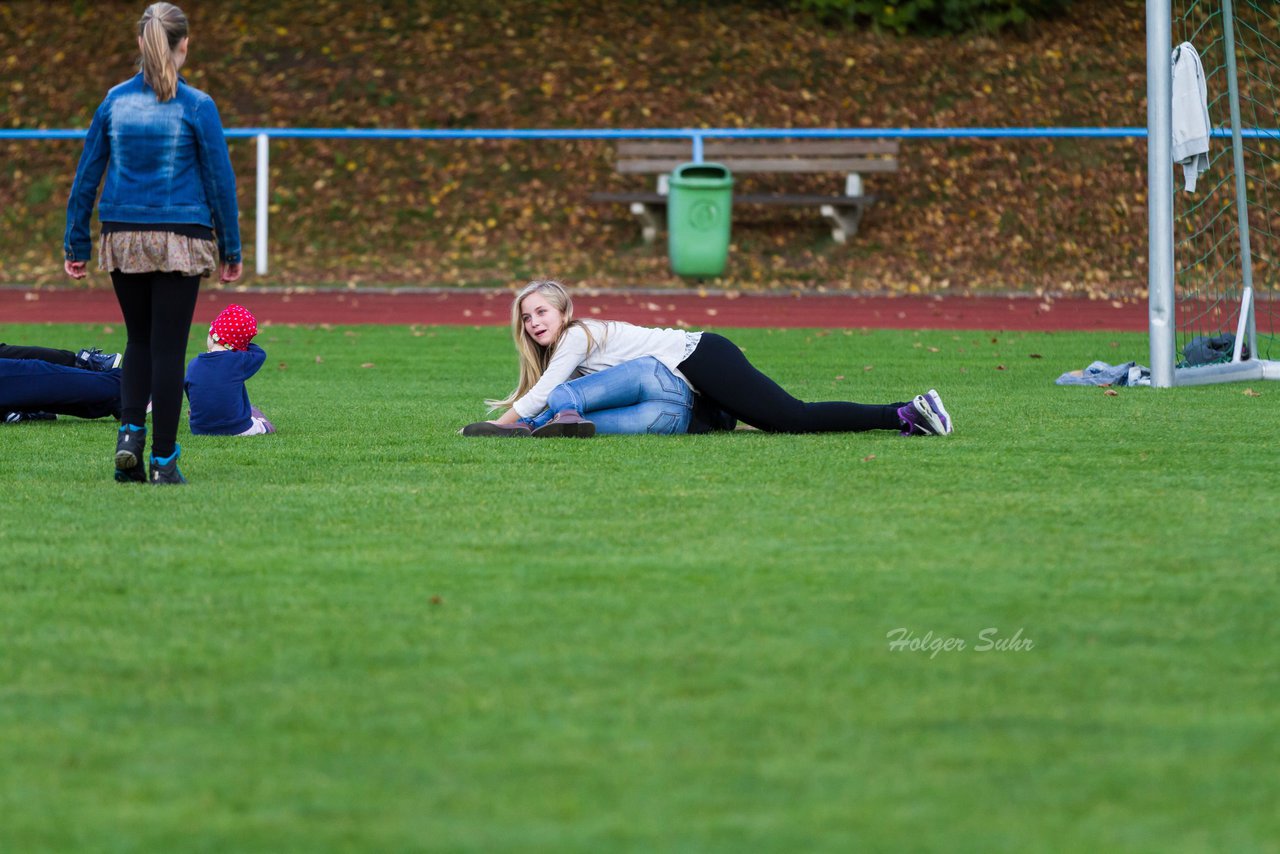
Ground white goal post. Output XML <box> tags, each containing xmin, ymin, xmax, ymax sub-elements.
<box><xmin>1147</xmin><ymin>0</ymin><xmax>1280</xmax><ymax>387</ymax></box>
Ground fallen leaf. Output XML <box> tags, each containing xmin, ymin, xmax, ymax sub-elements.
<box><xmin>1104</xmin><ymin>389</ymin><xmax>1119</xmax><ymax>396</ymax></box>
<box><xmin>362</xmin><ymin>362</ymin><xmax>376</xmax><ymax>368</ymax></box>
<box><xmin>1029</xmin><ymin>353</ymin><xmax>1043</xmax><ymax>359</ymax></box>
<box><xmin>834</xmin><ymin>375</ymin><xmax>845</xmax><ymax>380</ymax></box>
<box><xmin>862</xmin><ymin>454</ymin><xmax>876</xmax><ymax>462</ymax></box>
<box><xmin>1243</xmin><ymin>388</ymin><xmax>1261</xmax><ymax>397</ymax></box>
<box><xmin>996</xmin><ymin>364</ymin><xmax>1006</xmax><ymax>370</ymax></box>
<box><xmin>315</xmin><ymin>355</ymin><xmax>324</xmax><ymax>364</ymax></box>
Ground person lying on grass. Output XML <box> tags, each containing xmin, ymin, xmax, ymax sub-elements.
<box><xmin>1</xmin><ymin>342</ymin><xmax>123</xmax><ymax>423</ymax></box>
<box><xmin>462</xmin><ymin>279</ymin><xmax>953</xmax><ymax>438</ymax></box>
<box><xmin>462</xmin><ymin>354</ymin><xmax>738</xmax><ymax>437</ymax></box>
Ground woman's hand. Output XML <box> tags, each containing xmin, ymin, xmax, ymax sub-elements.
<box><xmin>64</xmin><ymin>260</ymin><xmax>88</xmax><ymax>280</ymax></box>
<box><xmin>493</xmin><ymin>409</ymin><xmax>522</xmax><ymax>425</ymax></box>
<box><xmin>220</xmin><ymin>262</ymin><xmax>243</xmax><ymax>283</ymax></box>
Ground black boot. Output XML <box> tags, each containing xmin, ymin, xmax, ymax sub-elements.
<box><xmin>149</xmin><ymin>445</ymin><xmax>187</xmax><ymax>485</ymax></box>
<box><xmin>115</xmin><ymin>424</ymin><xmax>146</xmax><ymax>483</ymax></box>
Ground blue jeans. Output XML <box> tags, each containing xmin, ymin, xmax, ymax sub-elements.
<box><xmin>527</xmin><ymin>357</ymin><xmax>693</xmax><ymax>434</ymax></box>
<box><xmin>0</xmin><ymin>358</ymin><xmax>121</xmax><ymax>420</ymax></box>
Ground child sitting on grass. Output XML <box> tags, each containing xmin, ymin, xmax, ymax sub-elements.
<box><xmin>184</xmin><ymin>304</ymin><xmax>275</xmax><ymax>436</ymax></box>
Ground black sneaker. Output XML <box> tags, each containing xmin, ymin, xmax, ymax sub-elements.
<box><xmin>149</xmin><ymin>446</ymin><xmax>187</xmax><ymax>485</ymax></box>
<box><xmin>76</xmin><ymin>347</ymin><xmax>123</xmax><ymax>372</ymax></box>
<box><xmin>4</xmin><ymin>411</ymin><xmax>57</xmax><ymax>423</ymax></box>
<box><xmin>115</xmin><ymin>423</ymin><xmax>146</xmax><ymax>471</ymax></box>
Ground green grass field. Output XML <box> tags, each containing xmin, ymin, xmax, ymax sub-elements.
<box><xmin>1</xmin><ymin>321</ymin><xmax>1276</xmax><ymax>852</ymax></box>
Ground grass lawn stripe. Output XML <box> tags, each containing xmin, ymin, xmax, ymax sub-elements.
<box><xmin>0</xmin><ymin>323</ymin><xmax>1276</xmax><ymax>851</ymax></box>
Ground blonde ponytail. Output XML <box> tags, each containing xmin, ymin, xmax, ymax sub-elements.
<box><xmin>137</xmin><ymin>3</ymin><xmax>188</xmax><ymax>103</ymax></box>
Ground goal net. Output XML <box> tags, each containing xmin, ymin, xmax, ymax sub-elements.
<box><xmin>1148</xmin><ymin>0</ymin><xmax>1280</xmax><ymax>386</ymax></box>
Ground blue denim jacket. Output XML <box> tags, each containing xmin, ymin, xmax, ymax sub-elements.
<box><xmin>64</xmin><ymin>73</ymin><xmax>241</xmax><ymax>264</ymax></box>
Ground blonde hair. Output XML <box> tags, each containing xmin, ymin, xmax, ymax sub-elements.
<box><xmin>137</xmin><ymin>3</ymin><xmax>188</xmax><ymax>102</ymax></box>
<box><xmin>486</xmin><ymin>279</ymin><xmax>598</xmax><ymax>411</ymax></box>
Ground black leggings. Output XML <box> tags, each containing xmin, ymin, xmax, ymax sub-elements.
<box><xmin>677</xmin><ymin>333</ymin><xmax>905</xmax><ymax>433</ymax></box>
<box><xmin>111</xmin><ymin>271</ymin><xmax>201</xmax><ymax>457</ymax></box>
<box><xmin>0</xmin><ymin>343</ymin><xmax>78</xmax><ymax>367</ymax></box>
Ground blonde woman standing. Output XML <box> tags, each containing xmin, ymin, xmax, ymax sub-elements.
<box><xmin>64</xmin><ymin>3</ymin><xmax>241</xmax><ymax>485</ymax></box>
<box><xmin>475</xmin><ymin>280</ymin><xmax>953</xmax><ymax>437</ymax></box>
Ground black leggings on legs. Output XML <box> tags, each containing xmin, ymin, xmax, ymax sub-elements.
<box><xmin>0</xmin><ymin>343</ymin><xmax>78</xmax><ymax>366</ymax></box>
<box><xmin>111</xmin><ymin>271</ymin><xmax>201</xmax><ymax>458</ymax></box>
<box><xmin>677</xmin><ymin>332</ymin><xmax>906</xmax><ymax>433</ymax></box>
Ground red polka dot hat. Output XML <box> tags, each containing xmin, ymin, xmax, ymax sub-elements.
<box><xmin>210</xmin><ymin>304</ymin><xmax>258</xmax><ymax>351</ymax></box>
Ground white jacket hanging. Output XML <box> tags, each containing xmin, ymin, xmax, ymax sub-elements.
<box><xmin>1171</xmin><ymin>41</ymin><xmax>1210</xmax><ymax>193</ymax></box>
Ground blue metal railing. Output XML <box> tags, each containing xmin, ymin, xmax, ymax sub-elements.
<box><xmin>10</xmin><ymin>125</ymin><xmax>1280</xmax><ymax>143</ymax></box>
<box><xmin>1</xmin><ymin>125</ymin><xmax>1157</xmax><ymax>143</ymax></box>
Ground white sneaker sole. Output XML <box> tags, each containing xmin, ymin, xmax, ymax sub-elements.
<box><xmin>915</xmin><ymin>389</ymin><xmax>953</xmax><ymax>436</ymax></box>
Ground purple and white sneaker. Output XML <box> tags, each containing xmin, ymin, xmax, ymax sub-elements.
<box><xmin>898</xmin><ymin>389</ymin><xmax>952</xmax><ymax>436</ymax></box>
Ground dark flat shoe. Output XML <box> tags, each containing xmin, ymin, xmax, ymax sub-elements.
<box><xmin>460</xmin><ymin>421</ymin><xmax>533</xmax><ymax>437</ymax></box>
<box><xmin>531</xmin><ymin>411</ymin><xmax>596</xmax><ymax>438</ymax></box>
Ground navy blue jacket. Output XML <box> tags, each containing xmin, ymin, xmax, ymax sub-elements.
<box><xmin>184</xmin><ymin>344</ymin><xmax>265</xmax><ymax>435</ymax></box>
<box><xmin>64</xmin><ymin>73</ymin><xmax>241</xmax><ymax>264</ymax></box>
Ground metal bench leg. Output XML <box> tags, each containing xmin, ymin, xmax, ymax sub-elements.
<box><xmin>630</xmin><ymin>202</ymin><xmax>662</xmax><ymax>245</ymax></box>
<box><xmin>820</xmin><ymin>203</ymin><xmax>866</xmax><ymax>244</ymax></box>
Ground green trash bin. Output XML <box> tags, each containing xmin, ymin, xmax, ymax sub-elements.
<box><xmin>667</xmin><ymin>162</ymin><xmax>733</xmax><ymax>277</ymax></box>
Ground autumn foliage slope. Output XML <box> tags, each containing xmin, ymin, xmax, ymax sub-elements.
<box><xmin>1</xmin><ymin>0</ymin><xmax>1149</xmax><ymax>294</ymax></box>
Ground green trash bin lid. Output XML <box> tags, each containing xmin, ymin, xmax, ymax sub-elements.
<box><xmin>670</xmin><ymin>161</ymin><xmax>733</xmax><ymax>187</ymax></box>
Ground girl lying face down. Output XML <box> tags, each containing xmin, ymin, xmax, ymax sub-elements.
<box><xmin>461</xmin><ymin>279</ymin><xmax>953</xmax><ymax>440</ymax></box>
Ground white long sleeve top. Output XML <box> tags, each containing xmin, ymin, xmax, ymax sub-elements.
<box><xmin>511</xmin><ymin>319</ymin><xmax>700</xmax><ymax>418</ymax></box>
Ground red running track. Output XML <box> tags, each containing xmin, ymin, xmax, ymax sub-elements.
<box><xmin>0</xmin><ymin>287</ymin><xmax>1150</xmax><ymax>332</ymax></box>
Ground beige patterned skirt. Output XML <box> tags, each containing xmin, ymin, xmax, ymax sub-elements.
<box><xmin>99</xmin><ymin>231</ymin><xmax>217</xmax><ymax>277</ymax></box>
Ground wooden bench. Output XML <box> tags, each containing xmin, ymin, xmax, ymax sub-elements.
<box><xmin>589</xmin><ymin>139</ymin><xmax>899</xmax><ymax>244</ymax></box>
